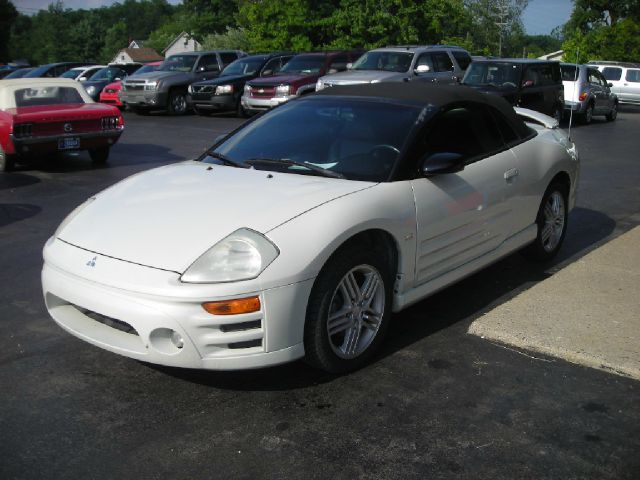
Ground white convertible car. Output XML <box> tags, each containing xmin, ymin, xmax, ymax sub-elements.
<box><xmin>42</xmin><ymin>84</ymin><xmax>579</xmax><ymax>373</ymax></box>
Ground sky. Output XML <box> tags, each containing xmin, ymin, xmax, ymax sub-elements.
<box><xmin>13</xmin><ymin>0</ymin><xmax>575</xmax><ymax>36</ymax></box>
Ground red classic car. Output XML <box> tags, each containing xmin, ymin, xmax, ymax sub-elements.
<box><xmin>0</xmin><ymin>78</ymin><xmax>124</xmax><ymax>172</ymax></box>
<box><xmin>99</xmin><ymin>61</ymin><xmax>162</xmax><ymax>108</ymax></box>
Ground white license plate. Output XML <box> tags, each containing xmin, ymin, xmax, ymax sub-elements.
<box><xmin>58</xmin><ymin>137</ymin><xmax>80</xmax><ymax>150</ymax></box>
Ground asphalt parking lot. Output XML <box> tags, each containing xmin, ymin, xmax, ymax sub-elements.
<box><xmin>1</xmin><ymin>106</ymin><xmax>639</xmax><ymax>479</ymax></box>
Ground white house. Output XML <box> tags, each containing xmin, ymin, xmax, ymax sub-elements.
<box><xmin>162</xmin><ymin>32</ymin><xmax>202</xmax><ymax>58</ymax></box>
<box><xmin>111</xmin><ymin>47</ymin><xmax>164</xmax><ymax>65</ymax></box>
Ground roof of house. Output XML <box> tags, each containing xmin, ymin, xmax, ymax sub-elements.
<box><xmin>119</xmin><ymin>48</ymin><xmax>163</xmax><ymax>63</ymax></box>
<box><xmin>162</xmin><ymin>32</ymin><xmax>202</xmax><ymax>54</ymax></box>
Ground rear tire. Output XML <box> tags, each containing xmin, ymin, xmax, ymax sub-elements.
<box><xmin>304</xmin><ymin>242</ymin><xmax>393</xmax><ymax>373</ymax></box>
<box><xmin>606</xmin><ymin>102</ymin><xmax>618</xmax><ymax>121</ymax></box>
<box><xmin>522</xmin><ymin>182</ymin><xmax>568</xmax><ymax>262</ymax></box>
<box><xmin>581</xmin><ymin>103</ymin><xmax>594</xmax><ymax>124</ymax></box>
<box><xmin>89</xmin><ymin>147</ymin><xmax>109</xmax><ymax>165</ymax></box>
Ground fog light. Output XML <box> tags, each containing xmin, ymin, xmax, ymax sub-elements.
<box><xmin>203</xmin><ymin>296</ymin><xmax>261</xmax><ymax>315</ymax></box>
<box><xmin>170</xmin><ymin>331</ymin><xmax>184</xmax><ymax>349</ymax></box>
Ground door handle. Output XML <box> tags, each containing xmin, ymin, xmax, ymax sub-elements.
<box><xmin>504</xmin><ymin>168</ymin><xmax>519</xmax><ymax>181</ymax></box>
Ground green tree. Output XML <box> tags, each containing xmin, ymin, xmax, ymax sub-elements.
<box><xmin>182</xmin><ymin>0</ymin><xmax>238</xmax><ymax>37</ymax></box>
<box><xmin>0</xmin><ymin>0</ymin><xmax>18</xmax><ymax>63</ymax></box>
<box><xmin>201</xmin><ymin>27</ymin><xmax>250</xmax><ymax>51</ymax></box>
<box><xmin>465</xmin><ymin>0</ymin><xmax>529</xmax><ymax>56</ymax></box>
<box><xmin>101</xmin><ymin>21</ymin><xmax>129</xmax><ymax>63</ymax></box>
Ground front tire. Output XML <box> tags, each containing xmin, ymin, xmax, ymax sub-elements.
<box><xmin>522</xmin><ymin>182</ymin><xmax>568</xmax><ymax>261</ymax></box>
<box><xmin>304</xmin><ymin>243</ymin><xmax>393</xmax><ymax>373</ymax></box>
<box><xmin>89</xmin><ymin>147</ymin><xmax>109</xmax><ymax>165</ymax></box>
<box><xmin>168</xmin><ymin>90</ymin><xmax>188</xmax><ymax>115</ymax></box>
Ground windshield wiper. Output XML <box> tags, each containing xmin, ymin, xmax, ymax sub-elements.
<box><xmin>245</xmin><ymin>157</ymin><xmax>344</xmax><ymax>179</ymax></box>
<box><xmin>204</xmin><ymin>151</ymin><xmax>250</xmax><ymax>168</ymax></box>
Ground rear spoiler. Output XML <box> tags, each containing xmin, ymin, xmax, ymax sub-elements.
<box><xmin>514</xmin><ymin>107</ymin><xmax>559</xmax><ymax>129</ymax></box>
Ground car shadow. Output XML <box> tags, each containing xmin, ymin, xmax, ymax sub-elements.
<box><xmin>0</xmin><ymin>172</ymin><xmax>41</xmax><ymax>190</ymax></box>
<box><xmin>12</xmin><ymin>144</ymin><xmax>185</xmax><ymax>174</ymax></box>
<box><xmin>0</xmin><ymin>203</ymin><xmax>42</xmax><ymax>227</ymax></box>
<box><xmin>147</xmin><ymin>207</ymin><xmax>617</xmax><ymax>390</ymax></box>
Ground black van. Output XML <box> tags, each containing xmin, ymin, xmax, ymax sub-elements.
<box><xmin>462</xmin><ymin>59</ymin><xmax>564</xmax><ymax>122</ymax></box>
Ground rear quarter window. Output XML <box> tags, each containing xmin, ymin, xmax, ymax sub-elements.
<box><xmin>602</xmin><ymin>67</ymin><xmax>622</xmax><ymax>81</ymax></box>
<box><xmin>626</xmin><ymin>69</ymin><xmax>640</xmax><ymax>82</ymax></box>
<box><xmin>452</xmin><ymin>51</ymin><xmax>472</xmax><ymax>71</ymax></box>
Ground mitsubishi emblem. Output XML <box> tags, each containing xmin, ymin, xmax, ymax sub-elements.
<box><xmin>64</xmin><ymin>123</ymin><xmax>73</xmax><ymax>133</ymax></box>
<box><xmin>86</xmin><ymin>256</ymin><xmax>97</xmax><ymax>267</ymax></box>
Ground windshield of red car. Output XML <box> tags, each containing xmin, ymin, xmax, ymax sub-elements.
<box><xmin>14</xmin><ymin>87</ymin><xmax>85</xmax><ymax>107</ymax></box>
<box><xmin>280</xmin><ymin>56</ymin><xmax>325</xmax><ymax>75</ymax></box>
<box><xmin>206</xmin><ymin>97</ymin><xmax>421</xmax><ymax>182</ymax></box>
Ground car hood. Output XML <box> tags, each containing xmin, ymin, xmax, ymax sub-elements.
<box><xmin>58</xmin><ymin>161</ymin><xmax>374</xmax><ymax>273</ymax></box>
<box><xmin>103</xmin><ymin>81</ymin><xmax>122</xmax><ymax>91</ymax></box>
<box><xmin>321</xmin><ymin>70</ymin><xmax>405</xmax><ymax>84</ymax></box>
<box><xmin>195</xmin><ymin>74</ymin><xmax>253</xmax><ymax>86</ymax></box>
<box><xmin>128</xmin><ymin>70</ymin><xmax>191</xmax><ymax>82</ymax></box>
<box><xmin>249</xmin><ymin>74</ymin><xmax>319</xmax><ymax>87</ymax></box>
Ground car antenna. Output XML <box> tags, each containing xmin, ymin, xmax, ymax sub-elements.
<box><xmin>568</xmin><ymin>48</ymin><xmax>579</xmax><ymax>141</ymax></box>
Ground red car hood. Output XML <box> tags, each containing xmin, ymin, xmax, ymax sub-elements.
<box><xmin>103</xmin><ymin>81</ymin><xmax>122</xmax><ymax>92</ymax></box>
<box><xmin>7</xmin><ymin>103</ymin><xmax>120</xmax><ymax>122</ymax></box>
<box><xmin>249</xmin><ymin>74</ymin><xmax>322</xmax><ymax>88</ymax></box>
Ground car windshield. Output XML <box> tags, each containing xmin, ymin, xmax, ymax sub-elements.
<box><xmin>203</xmin><ymin>97</ymin><xmax>421</xmax><ymax>182</ymax></box>
<box><xmin>131</xmin><ymin>64</ymin><xmax>159</xmax><ymax>76</ymax></box>
<box><xmin>280</xmin><ymin>56</ymin><xmax>325</xmax><ymax>75</ymax></box>
<box><xmin>463</xmin><ymin>62</ymin><xmax>522</xmax><ymax>88</ymax></box>
<box><xmin>60</xmin><ymin>69</ymin><xmax>83</xmax><ymax>79</ymax></box>
<box><xmin>88</xmin><ymin>67</ymin><xmax>125</xmax><ymax>81</ymax></box>
<box><xmin>159</xmin><ymin>55</ymin><xmax>198</xmax><ymax>72</ymax></box>
<box><xmin>222</xmin><ymin>58</ymin><xmax>265</xmax><ymax>76</ymax></box>
<box><xmin>5</xmin><ymin>68</ymin><xmax>33</xmax><ymax>79</ymax></box>
<box><xmin>14</xmin><ymin>86</ymin><xmax>85</xmax><ymax>107</ymax></box>
<box><xmin>351</xmin><ymin>52</ymin><xmax>414</xmax><ymax>72</ymax></box>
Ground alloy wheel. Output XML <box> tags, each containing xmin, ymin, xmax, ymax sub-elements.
<box><xmin>541</xmin><ymin>191</ymin><xmax>566</xmax><ymax>252</ymax></box>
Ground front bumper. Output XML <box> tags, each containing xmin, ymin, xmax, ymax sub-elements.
<box><xmin>42</xmin><ymin>238</ymin><xmax>312</xmax><ymax>370</ymax></box>
<box><xmin>188</xmin><ymin>93</ymin><xmax>236</xmax><ymax>112</ymax></box>
<box><xmin>100</xmin><ymin>91</ymin><xmax>123</xmax><ymax>107</ymax></box>
<box><xmin>120</xmin><ymin>90</ymin><xmax>168</xmax><ymax>109</ymax></box>
<box><xmin>241</xmin><ymin>94</ymin><xmax>293</xmax><ymax>112</ymax></box>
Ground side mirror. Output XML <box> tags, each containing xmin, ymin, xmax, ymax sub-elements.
<box><xmin>78</xmin><ymin>76</ymin><xmax>87</xmax><ymax>82</ymax></box>
<box><xmin>261</xmin><ymin>69</ymin><xmax>273</xmax><ymax>76</ymax></box>
<box><xmin>114</xmin><ymin>77</ymin><xmax>121</xmax><ymax>81</ymax></box>
<box><xmin>346</xmin><ymin>62</ymin><xmax>353</xmax><ymax>70</ymax></box>
<box><xmin>421</xmin><ymin>152</ymin><xmax>465</xmax><ymax>177</ymax></box>
<box><xmin>607</xmin><ymin>82</ymin><xmax>613</xmax><ymax>87</ymax></box>
<box><xmin>522</xmin><ymin>80</ymin><xmax>534</xmax><ymax>88</ymax></box>
<box><xmin>414</xmin><ymin>64</ymin><xmax>430</xmax><ymax>74</ymax></box>
<box><xmin>328</xmin><ymin>68</ymin><xmax>338</xmax><ymax>74</ymax></box>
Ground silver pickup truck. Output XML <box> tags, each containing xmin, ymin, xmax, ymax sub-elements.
<box><xmin>120</xmin><ymin>50</ymin><xmax>246</xmax><ymax>115</ymax></box>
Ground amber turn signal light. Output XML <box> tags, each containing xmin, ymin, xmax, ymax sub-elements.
<box><xmin>202</xmin><ymin>296</ymin><xmax>261</xmax><ymax>315</ymax></box>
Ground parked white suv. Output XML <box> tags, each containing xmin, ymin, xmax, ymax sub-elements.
<box><xmin>588</xmin><ymin>61</ymin><xmax>640</xmax><ymax>105</ymax></box>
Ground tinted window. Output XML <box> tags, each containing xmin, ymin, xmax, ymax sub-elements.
<box><xmin>432</xmin><ymin>52</ymin><xmax>454</xmax><ymax>72</ymax></box>
<box><xmin>328</xmin><ymin>54</ymin><xmax>349</xmax><ymax>72</ymax></box>
<box><xmin>524</xmin><ymin>65</ymin><xmax>555</xmax><ymax>86</ymax></box>
<box><xmin>14</xmin><ymin>86</ymin><xmax>85</xmax><ymax>107</ymax></box>
<box><xmin>416</xmin><ymin>53</ymin><xmax>434</xmax><ymax>70</ymax></box>
<box><xmin>452</xmin><ymin>51</ymin><xmax>471</xmax><ymax>70</ymax></box>
<box><xmin>422</xmin><ymin>105</ymin><xmax>504</xmax><ymax>162</ymax></box>
<box><xmin>588</xmin><ymin>69</ymin><xmax>601</xmax><ymax>84</ymax></box>
<box><xmin>131</xmin><ymin>64</ymin><xmax>159</xmax><ymax>76</ymax></box>
<box><xmin>626</xmin><ymin>69</ymin><xmax>640</xmax><ymax>82</ymax></box>
<box><xmin>207</xmin><ymin>98</ymin><xmax>421</xmax><ymax>182</ymax></box>
<box><xmin>463</xmin><ymin>62</ymin><xmax>522</xmax><ymax>88</ymax></box>
<box><xmin>489</xmin><ymin>107</ymin><xmax>520</xmax><ymax>145</ymax></box>
<box><xmin>89</xmin><ymin>67</ymin><xmax>126</xmax><ymax>81</ymax></box>
<box><xmin>561</xmin><ymin>65</ymin><xmax>578</xmax><ymax>81</ymax></box>
<box><xmin>220</xmin><ymin>52</ymin><xmax>239</xmax><ymax>66</ymax></box>
<box><xmin>352</xmin><ymin>51</ymin><xmax>413</xmax><ymax>72</ymax></box>
<box><xmin>602</xmin><ymin>67</ymin><xmax>622</xmax><ymax>81</ymax></box>
<box><xmin>223</xmin><ymin>57</ymin><xmax>264</xmax><ymax>76</ymax></box>
<box><xmin>197</xmin><ymin>54</ymin><xmax>220</xmax><ymax>72</ymax></box>
<box><xmin>159</xmin><ymin>55</ymin><xmax>198</xmax><ymax>72</ymax></box>
<box><xmin>260</xmin><ymin>57</ymin><xmax>283</xmax><ymax>76</ymax></box>
<box><xmin>60</xmin><ymin>68</ymin><xmax>83</xmax><ymax>79</ymax></box>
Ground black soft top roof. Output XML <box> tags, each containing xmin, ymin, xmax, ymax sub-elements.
<box><xmin>313</xmin><ymin>83</ymin><xmax>531</xmax><ymax>138</ymax></box>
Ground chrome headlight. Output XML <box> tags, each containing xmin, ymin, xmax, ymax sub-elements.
<box><xmin>144</xmin><ymin>81</ymin><xmax>158</xmax><ymax>91</ymax></box>
<box><xmin>85</xmin><ymin>86</ymin><xmax>96</xmax><ymax>96</ymax></box>
<box><xmin>275</xmin><ymin>85</ymin><xmax>291</xmax><ymax>97</ymax></box>
<box><xmin>181</xmin><ymin>228</ymin><xmax>279</xmax><ymax>283</ymax></box>
<box><xmin>316</xmin><ymin>79</ymin><xmax>325</xmax><ymax>91</ymax></box>
<box><xmin>215</xmin><ymin>84</ymin><xmax>234</xmax><ymax>95</ymax></box>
